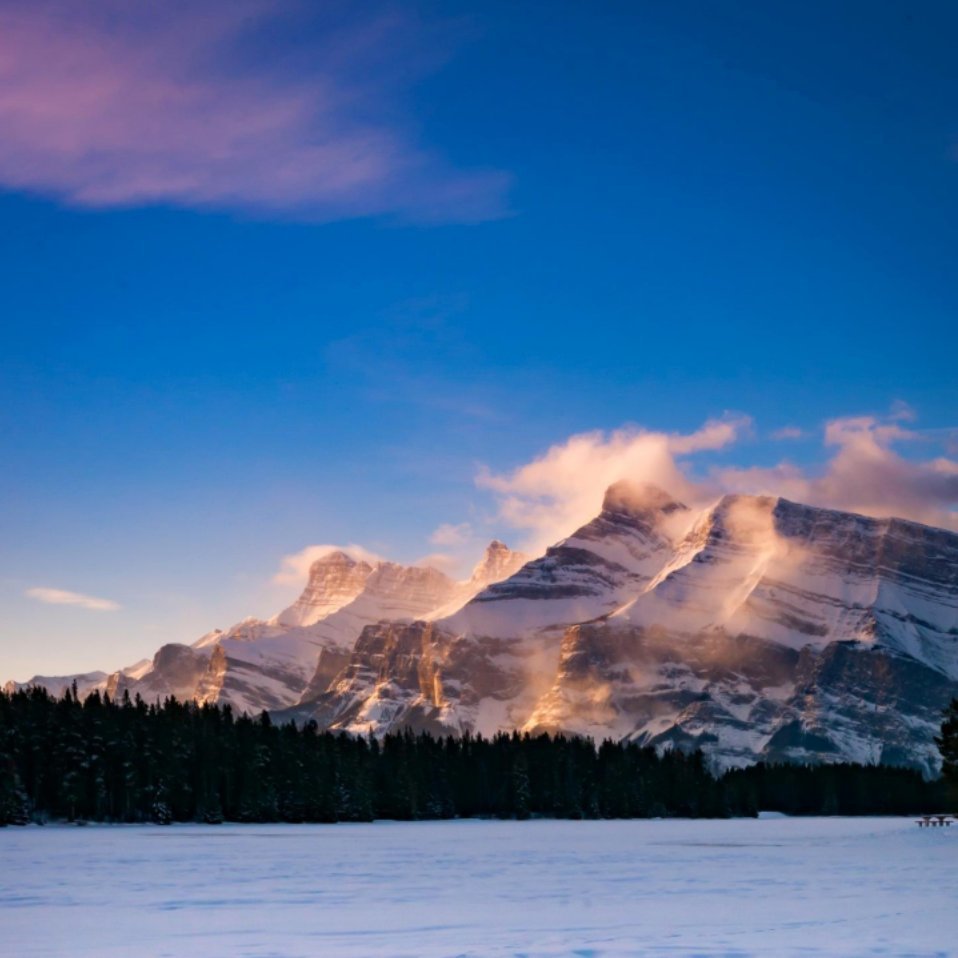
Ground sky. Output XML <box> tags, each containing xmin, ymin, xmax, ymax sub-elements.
<box><xmin>2</xmin><ymin>0</ymin><xmax>957</xmax><ymax>680</ymax></box>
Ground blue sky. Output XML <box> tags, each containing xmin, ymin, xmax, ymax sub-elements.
<box><xmin>2</xmin><ymin>1</ymin><xmax>957</xmax><ymax>679</ymax></box>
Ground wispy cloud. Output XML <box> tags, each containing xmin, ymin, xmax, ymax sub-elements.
<box><xmin>430</xmin><ymin>522</ymin><xmax>473</xmax><ymax>546</ymax></box>
<box><xmin>477</xmin><ymin>416</ymin><xmax>751</xmax><ymax>552</ymax></box>
<box><xmin>771</xmin><ymin>426</ymin><xmax>805</xmax><ymax>441</ymax></box>
<box><xmin>718</xmin><ymin>413</ymin><xmax>958</xmax><ymax>532</ymax></box>
<box><xmin>26</xmin><ymin>587</ymin><xmax>120</xmax><ymax>611</ymax></box>
<box><xmin>0</xmin><ymin>1</ymin><xmax>509</xmax><ymax>223</ymax></box>
<box><xmin>475</xmin><ymin>409</ymin><xmax>958</xmax><ymax>553</ymax></box>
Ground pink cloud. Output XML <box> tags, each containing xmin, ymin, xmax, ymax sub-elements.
<box><xmin>476</xmin><ymin>417</ymin><xmax>751</xmax><ymax>552</ymax></box>
<box><xmin>718</xmin><ymin>414</ymin><xmax>958</xmax><ymax>531</ymax></box>
<box><xmin>0</xmin><ymin>2</ymin><xmax>509</xmax><ymax>222</ymax></box>
<box><xmin>475</xmin><ymin>410</ymin><xmax>958</xmax><ymax>553</ymax></box>
<box><xmin>771</xmin><ymin>426</ymin><xmax>805</xmax><ymax>441</ymax></box>
<box><xmin>430</xmin><ymin>522</ymin><xmax>473</xmax><ymax>546</ymax></box>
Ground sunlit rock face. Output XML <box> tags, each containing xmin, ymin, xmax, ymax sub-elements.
<box><xmin>283</xmin><ymin>620</ymin><xmax>539</xmax><ymax>738</ymax></box>
<box><xmin>287</xmin><ymin>541</ymin><xmax>531</xmax><ymax>724</ymax></box>
<box><xmin>443</xmin><ymin>482</ymin><xmax>691</xmax><ymax>640</ymax></box>
<box><xmin>110</xmin><ymin>644</ymin><xmax>211</xmax><ymax>703</ymax></box>
<box><xmin>274</xmin><ymin>552</ymin><xmax>374</xmax><ymax>628</ymax></box>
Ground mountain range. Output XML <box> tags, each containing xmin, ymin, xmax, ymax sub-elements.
<box><xmin>8</xmin><ymin>482</ymin><xmax>958</xmax><ymax>775</ymax></box>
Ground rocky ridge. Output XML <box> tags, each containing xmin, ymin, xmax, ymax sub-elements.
<box><xmin>7</xmin><ymin>542</ymin><xmax>528</xmax><ymax>717</ymax></box>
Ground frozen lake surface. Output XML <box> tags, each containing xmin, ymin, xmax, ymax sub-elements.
<box><xmin>2</xmin><ymin>817</ymin><xmax>956</xmax><ymax>957</ymax></box>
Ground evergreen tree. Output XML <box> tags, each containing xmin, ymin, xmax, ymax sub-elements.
<box><xmin>0</xmin><ymin>685</ymin><xmax>944</xmax><ymax>825</ymax></box>
<box><xmin>512</xmin><ymin>751</ymin><xmax>531</xmax><ymax>820</ymax></box>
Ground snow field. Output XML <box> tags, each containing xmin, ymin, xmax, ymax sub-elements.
<box><xmin>1</xmin><ymin>816</ymin><xmax>956</xmax><ymax>957</ymax></box>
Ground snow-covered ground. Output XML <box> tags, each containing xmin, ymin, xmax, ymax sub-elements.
<box><xmin>2</xmin><ymin>817</ymin><xmax>955</xmax><ymax>957</ymax></box>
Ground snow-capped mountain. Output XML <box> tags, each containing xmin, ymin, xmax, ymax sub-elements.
<box><xmin>284</xmin><ymin>483</ymin><xmax>958</xmax><ymax>775</ymax></box>
<box><xmin>6</xmin><ymin>543</ymin><xmax>528</xmax><ymax>717</ymax></box>
<box><xmin>8</xmin><ymin>483</ymin><xmax>958</xmax><ymax>774</ymax></box>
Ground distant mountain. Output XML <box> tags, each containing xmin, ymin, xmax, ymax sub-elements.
<box><xmin>8</xmin><ymin>484</ymin><xmax>958</xmax><ymax>774</ymax></box>
<box><xmin>5</xmin><ymin>541</ymin><xmax>528</xmax><ymax>716</ymax></box>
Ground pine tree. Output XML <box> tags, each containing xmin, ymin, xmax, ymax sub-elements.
<box><xmin>0</xmin><ymin>685</ymin><xmax>944</xmax><ymax>824</ymax></box>
<box><xmin>512</xmin><ymin>752</ymin><xmax>531</xmax><ymax>820</ymax></box>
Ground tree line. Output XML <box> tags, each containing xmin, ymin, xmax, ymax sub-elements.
<box><xmin>0</xmin><ymin>686</ymin><xmax>953</xmax><ymax>825</ymax></box>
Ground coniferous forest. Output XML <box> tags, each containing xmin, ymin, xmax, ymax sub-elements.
<box><xmin>0</xmin><ymin>686</ymin><xmax>951</xmax><ymax>826</ymax></box>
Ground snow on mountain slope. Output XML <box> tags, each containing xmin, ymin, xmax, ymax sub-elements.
<box><xmin>443</xmin><ymin>482</ymin><xmax>690</xmax><ymax>640</ymax></box>
<box><xmin>273</xmin><ymin>552</ymin><xmax>375</xmax><ymax>628</ymax></box>
<box><xmin>426</xmin><ymin>540</ymin><xmax>528</xmax><ymax>621</ymax></box>
<box><xmin>616</xmin><ymin>495</ymin><xmax>958</xmax><ymax>672</ymax></box>
<box><xmin>10</xmin><ymin>543</ymin><xmax>527</xmax><ymax>716</ymax></box>
<box><xmin>3</xmin><ymin>670</ymin><xmax>111</xmax><ymax>699</ymax></box>
<box><xmin>524</xmin><ymin>494</ymin><xmax>958</xmax><ymax>773</ymax></box>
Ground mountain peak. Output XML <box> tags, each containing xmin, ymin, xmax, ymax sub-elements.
<box><xmin>601</xmin><ymin>480</ymin><xmax>685</xmax><ymax>516</ymax></box>
<box><xmin>308</xmin><ymin>549</ymin><xmax>367</xmax><ymax>574</ymax></box>
<box><xmin>470</xmin><ymin>539</ymin><xmax>528</xmax><ymax>586</ymax></box>
<box><xmin>276</xmin><ymin>551</ymin><xmax>375</xmax><ymax>628</ymax></box>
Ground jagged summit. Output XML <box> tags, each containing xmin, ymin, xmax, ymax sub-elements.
<box><xmin>469</xmin><ymin>539</ymin><xmax>529</xmax><ymax>585</ymax></box>
<box><xmin>14</xmin><ymin>537</ymin><xmax>531</xmax><ymax>718</ymax></box>
<box><xmin>600</xmin><ymin>480</ymin><xmax>686</xmax><ymax>517</ymax></box>
<box><xmin>312</xmin><ymin>549</ymin><xmax>359</xmax><ymax>567</ymax></box>
<box><xmin>275</xmin><ymin>550</ymin><xmax>375</xmax><ymax>629</ymax></box>
<box><xmin>443</xmin><ymin>482</ymin><xmax>689</xmax><ymax>638</ymax></box>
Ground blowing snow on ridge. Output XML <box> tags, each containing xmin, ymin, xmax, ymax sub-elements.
<box><xmin>9</xmin><ymin>482</ymin><xmax>958</xmax><ymax>776</ymax></box>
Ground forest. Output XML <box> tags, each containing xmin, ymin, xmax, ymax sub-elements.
<box><xmin>0</xmin><ymin>686</ymin><xmax>953</xmax><ymax>825</ymax></box>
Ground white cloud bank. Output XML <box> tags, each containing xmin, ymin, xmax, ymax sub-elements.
<box><xmin>718</xmin><ymin>414</ymin><xmax>958</xmax><ymax>532</ymax></box>
<box><xmin>26</xmin><ymin>587</ymin><xmax>120</xmax><ymax>612</ymax></box>
<box><xmin>477</xmin><ymin>410</ymin><xmax>958</xmax><ymax>553</ymax></box>
<box><xmin>476</xmin><ymin>416</ymin><xmax>751</xmax><ymax>553</ymax></box>
<box><xmin>268</xmin><ymin>408</ymin><xmax>958</xmax><ymax>588</ymax></box>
